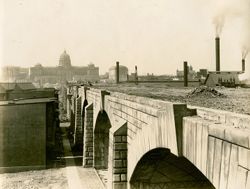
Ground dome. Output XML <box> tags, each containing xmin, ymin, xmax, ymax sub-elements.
<box><xmin>59</xmin><ymin>50</ymin><xmax>71</xmax><ymax>67</ymax></box>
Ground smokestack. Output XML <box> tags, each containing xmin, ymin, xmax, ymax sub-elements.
<box><xmin>184</xmin><ymin>61</ymin><xmax>188</xmax><ymax>87</ymax></box>
<box><xmin>215</xmin><ymin>37</ymin><xmax>220</xmax><ymax>71</ymax></box>
<box><xmin>135</xmin><ymin>65</ymin><xmax>138</xmax><ymax>84</ymax></box>
<box><xmin>116</xmin><ymin>61</ymin><xmax>119</xmax><ymax>84</ymax></box>
<box><xmin>242</xmin><ymin>59</ymin><xmax>245</xmax><ymax>72</ymax></box>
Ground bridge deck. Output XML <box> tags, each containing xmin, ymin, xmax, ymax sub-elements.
<box><xmin>93</xmin><ymin>83</ymin><xmax>250</xmax><ymax>115</ymax></box>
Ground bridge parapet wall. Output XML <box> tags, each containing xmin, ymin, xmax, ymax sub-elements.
<box><xmin>183</xmin><ymin>110</ymin><xmax>250</xmax><ymax>189</ymax></box>
<box><xmin>76</xmin><ymin>87</ymin><xmax>250</xmax><ymax>188</ymax></box>
<box><xmin>190</xmin><ymin>105</ymin><xmax>250</xmax><ymax>130</ymax></box>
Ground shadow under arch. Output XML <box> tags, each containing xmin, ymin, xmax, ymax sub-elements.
<box><xmin>82</xmin><ymin>99</ymin><xmax>88</xmax><ymax>128</ymax></box>
<box><xmin>130</xmin><ymin>148</ymin><xmax>215</xmax><ymax>189</ymax></box>
<box><xmin>94</xmin><ymin>110</ymin><xmax>111</xmax><ymax>169</ymax></box>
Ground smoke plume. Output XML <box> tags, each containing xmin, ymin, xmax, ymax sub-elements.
<box><xmin>242</xmin><ymin>46</ymin><xmax>249</xmax><ymax>59</ymax></box>
<box><xmin>212</xmin><ymin>0</ymin><xmax>245</xmax><ymax>37</ymax></box>
<box><xmin>241</xmin><ymin>1</ymin><xmax>250</xmax><ymax>60</ymax></box>
<box><xmin>213</xmin><ymin>15</ymin><xmax>225</xmax><ymax>37</ymax></box>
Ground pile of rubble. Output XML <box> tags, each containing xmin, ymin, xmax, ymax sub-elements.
<box><xmin>187</xmin><ymin>86</ymin><xmax>226</xmax><ymax>98</ymax></box>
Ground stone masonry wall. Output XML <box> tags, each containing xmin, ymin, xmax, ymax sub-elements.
<box><xmin>74</xmin><ymin>96</ymin><xmax>82</xmax><ymax>145</ymax></box>
<box><xmin>113</xmin><ymin>134</ymin><xmax>127</xmax><ymax>188</ymax></box>
<box><xmin>83</xmin><ymin>103</ymin><xmax>94</xmax><ymax>167</ymax></box>
<box><xmin>183</xmin><ymin>116</ymin><xmax>250</xmax><ymax>189</ymax></box>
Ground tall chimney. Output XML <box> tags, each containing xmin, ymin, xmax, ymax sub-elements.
<box><xmin>184</xmin><ymin>61</ymin><xmax>188</xmax><ymax>87</ymax></box>
<box><xmin>116</xmin><ymin>61</ymin><xmax>119</xmax><ymax>84</ymax></box>
<box><xmin>135</xmin><ymin>65</ymin><xmax>138</xmax><ymax>84</ymax></box>
<box><xmin>215</xmin><ymin>37</ymin><xmax>220</xmax><ymax>71</ymax></box>
<box><xmin>242</xmin><ymin>59</ymin><xmax>245</xmax><ymax>72</ymax></box>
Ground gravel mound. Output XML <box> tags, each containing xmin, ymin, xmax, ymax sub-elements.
<box><xmin>187</xmin><ymin>86</ymin><xmax>226</xmax><ymax>98</ymax></box>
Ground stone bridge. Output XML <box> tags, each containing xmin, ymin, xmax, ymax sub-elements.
<box><xmin>67</xmin><ymin>86</ymin><xmax>250</xmax><ymax>189</ymax></box>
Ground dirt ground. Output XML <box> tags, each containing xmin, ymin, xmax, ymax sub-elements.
<box><xmin>95</xmin><ymin>83</ymin><xmax>250</xmax><ymax>115</ymax></box>
<box><xmin>0</xmin><ymin>168</ymin><xmax>68</xmax><ymax>189</ymax></box>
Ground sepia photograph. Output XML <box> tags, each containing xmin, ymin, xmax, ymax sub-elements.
<box><xmin>0</xmin><ymin>0</ymin><xmax>250</xmax><ymax>188</ymax></box>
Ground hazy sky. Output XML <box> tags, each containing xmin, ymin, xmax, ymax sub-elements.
<box><xmin>0</xmin><ymin>0</ymin><xmax>249</xmax><ymax>75</ymax></box>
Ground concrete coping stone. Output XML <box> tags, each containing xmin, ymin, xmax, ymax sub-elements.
<box><xmin>109</xmin><ymin>91</ymin><xmax>186</xmax><ymax>109</ymax></box>
<box><xmin>189</xmin><ymin>105</ymin><xmax>250</xmax><ymax>130</ymax></box>
<box><xmin>184</xmin><ymin>116</ymin><xmax>250</xmax><ymax>148</ymax></box>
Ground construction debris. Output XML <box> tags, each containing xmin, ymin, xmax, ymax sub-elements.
<box><xmin>187</xmin><ymin>86</ymin><xmax>226</xmax><ymax>98</ymax></box>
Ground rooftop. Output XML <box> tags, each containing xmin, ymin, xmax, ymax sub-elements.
<box><xmin>0</xmin><ymin>97</ymin><xmax>57</xmax><ymax>106</ymax></box>
<box><xmin>0</xmin><ymin>82</ymin><xmax>36</xmax><ymax>92</ymax></box>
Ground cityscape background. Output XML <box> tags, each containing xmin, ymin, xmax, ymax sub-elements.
<box><xmin>1</xmin><ymin>0</ymin><xmax>250</xmax><ymax>78</ymax></box>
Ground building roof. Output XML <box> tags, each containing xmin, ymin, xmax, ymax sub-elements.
<box><xmin>208</xmin><ymin>71</ymin><xmax>243</xmax><ymax>74</ymax></box>
<box><xmin>0</xmin><ymin>97</ymin><xmax>57</xmax><ymax>106</ymax></box>
<box><xmin>0</xmin><ymin>82</ymin><xmax>36</xmax><ymax>92</ymax></box>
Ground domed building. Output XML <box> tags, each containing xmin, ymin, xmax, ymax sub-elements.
<box><xmin>29</xmin><ymin>50</ymin><xmax>99</xmax><ymax>84</ymax></box>
<box><xmin>59</xmin><ymin>50</ymin><xmax>71</xmax><ymax>68</ymax></box>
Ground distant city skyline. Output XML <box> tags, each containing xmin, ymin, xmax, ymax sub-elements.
<box><xmin>1</xmin><ymin>0</ymin><xmax>249</xmax><ymax>76</ymax></box>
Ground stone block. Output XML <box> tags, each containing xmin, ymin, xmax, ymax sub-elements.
<box><xmin>114</xmin><ymin>160</ymin><xmax>123</xmax><ymax>168</ymax></box>
<box><xmin>236</xmin><ymin>166</ymin><xmax>248</xmax><ymax>189</ymax></box>
<box><xmin>87</xmin><ymin>160</ymin><xmax>93</xmax><ymax>165</ymax></box>
<box><xmin>114</xmin><ymin>143</ymin><xmax>127</xmax><ymax>150</ymax></box>
<box><xmin>208</xmin><ymin>123</ymin><xmax>225</xmax><ymax>139</ymax></box>
<box><xmin>113</xmin><ymin>168</ymin><xmax>127</xmax><ymax>174</ymax></box>
<box><xmin>85</xmin><ymin>127</ymin><xmax>93</xmax><ymax>131</ymax></box>
<box><xmin>88</xmin><ymin>147</ymin><xmax>93</xmax><ymax>152</ymax></box>
<box><xmin>227</xmin><ymin>145</ymin><xmax>238</xmax><ymax>189</ymax></box>
<box><xmin>113</xmin><ymin>174</ymin><xmax>121</xmax><ymax>182</ymax></box>
<box><xmin>123</xmin><ymin>160</ymin><xmax>127</xmax><ymax>167</ymax></box>
<box><xmin>84</xmin><ymin>141</ymin><xmax>93</xmax><ymax>146</ymax></box>
<box><xmin>113</xmin><ymin>182</ymin><xmax>127</xmax><ymax>189</ymax></box>
<box><xmin>114</xmin><ymin>151</ymin><xmax>120</xmax><ymax>159</ymax></box>
<box><xmin>86</xmin><ymin>133</ymin><xmax>93</xmax><ymax>138</ymax></box>
<box><xmin>121</xmin><ymin>174</ymin><xmax>127</xmax><ymax>181</ymax></box>
<box><xmin>114</xmin><ymin>136</ymin><xmax>122</xmax><ymax>143</ymax></box>
<box><xmin>120</xmin><ymin>151</ymin><xmax>127</xmax><ymax>159</ymax></box>
<box><xmin>238</xmin><ymin>147</ymin><xmax>250</xmax><ymax>170</ymax></box>
<box><xmin>207</xmin><ymin>136</ymin><xmax>215</xmax><ymax>181</ymax></box>
<box><xmin>89</xmin><ymin>152</ymin><xmax>93</xmax><ymax>157</ymax></box>
<box><xmin>246</xmin><ymin>173</ymin><xmax>250</xmax><ymax>189</ymax></box>
<box><xmin>225</xmin><ymin>128</ymin><xmax>250</xmax><ymax>148</ymax></box>
<box><xmin>122</xmin><ymin>136</ymin><xmax>127</xmax><ymax>142</ymax></box>
<box><xmin>212</xmin><ymin>138</ymin><xmax>223</xmax><ymax>188</ymax></box>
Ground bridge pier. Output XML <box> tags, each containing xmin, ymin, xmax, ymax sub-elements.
<box><xmin>108</xmin><ymin>124</ymin><xmax>128</xmax><ymax>189</ymax></box>
<box><xmin>83</xmin><ymin>104</ymin><xmax>94</xmax><ymax>167</ymax></box>
<box><xmin>66</xmin><ymin>87</ymin><xmax>72</xmax><ymax>120</ymax></box>
<box><xmin>73</xmin><ymin>96</ymin><xmax>83</xmax><ymax>145</ymax></box>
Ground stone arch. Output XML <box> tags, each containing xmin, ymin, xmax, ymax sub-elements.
<box><xmin>130</xmin><ymin>148</ymin><xmax>215</xmax><ymax>189</ymax></box>
<box><xmin>94</xmin><ymin>110</ymin><xmax>112</xmax><ymax>169</ymax></box>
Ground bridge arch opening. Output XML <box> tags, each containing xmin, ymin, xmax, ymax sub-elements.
<box><xmin>130</xmin><ymin>148</ymin><xmax>215</xmax><ymax>189</ymax></box>
<box><xmin>94</xmin><ymin>110</ymin><xmax>111</xmax><ymax>169</ymax></box>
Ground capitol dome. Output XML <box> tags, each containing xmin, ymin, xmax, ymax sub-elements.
<box><xmin>59</xmin><ymin>50</ymin><xmax>71</xmax><ymax>67</ymax></box>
